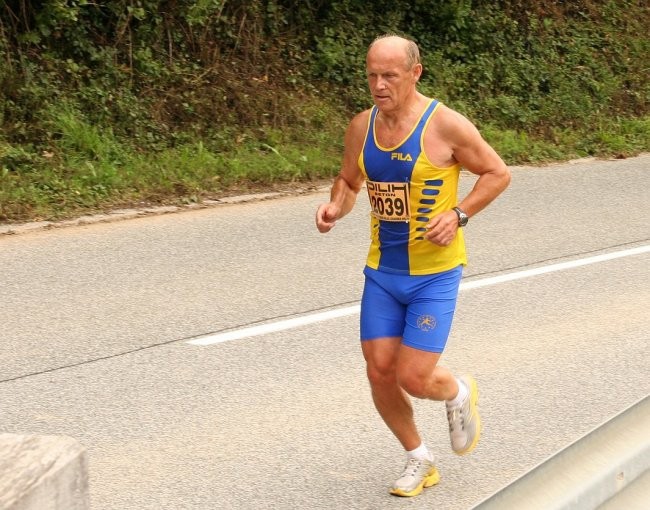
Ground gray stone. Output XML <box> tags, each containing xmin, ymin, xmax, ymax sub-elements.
<box><xmin>0</xmin><ymin>434</ymin><xmax>89</xmax><ymax>510</ymax></box>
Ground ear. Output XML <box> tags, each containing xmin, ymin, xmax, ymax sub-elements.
<box><xmin>412</xmin><ymin>63</ymin><xmax>423</xmax><ymax>83</ymax></box>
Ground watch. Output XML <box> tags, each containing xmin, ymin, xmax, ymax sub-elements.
<box><xmin>453</xmin><ymin>207</ymin><xmax>469</xmax><ymax>227</ymax></box>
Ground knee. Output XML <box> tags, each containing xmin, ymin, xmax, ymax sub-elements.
<box><xmin>366</xmin><ymin>358</ymin><xmax>397</xmax><ymax>389</ymax></box>
<box><xmin>397</xmin><ymin>370</ymin><xmax>429</xmax><ymax>399</ymax></box>
<box><xmin>397</xmin><ymin>368</ymin><xmax>446</xmax><ymax>399</ymax></box>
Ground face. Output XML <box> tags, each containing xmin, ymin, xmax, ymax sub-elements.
<box><xmin>366</xmin><ymin>39</ymin><xmax>421</xmax><ymax>113</ymax></box>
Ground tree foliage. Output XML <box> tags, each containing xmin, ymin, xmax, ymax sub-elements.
<box><xmin>1</xmin><ymin>0</ymin><xmax>648</xmax><ymax>140</ymax></box>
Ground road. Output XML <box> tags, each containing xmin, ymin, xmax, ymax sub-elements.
<box><xmin>1</xmin><ymin>155</ymin><xmax>649</xmax><ymax>509</ymax></box>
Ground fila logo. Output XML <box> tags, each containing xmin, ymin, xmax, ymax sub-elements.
<box><xmin>391</xmin><ymin>152</ymin><xmax>412</xmax><ymax>161</ymax></box>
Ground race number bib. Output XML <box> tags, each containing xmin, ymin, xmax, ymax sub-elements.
<box><xmin>366</xmin><ymin>180</ymin><xmax>410</xmax><ymax>222</ymax></box>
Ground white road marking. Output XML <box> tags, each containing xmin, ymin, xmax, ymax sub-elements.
<box><xmin>187</xmin><ymin>245</ymin><xmax>650</xmax><ymax>346</ymax></box>
<box><xmin>188</xmin><ymin>306</ymin><xmax>361</xmax><ymax>346</ymax></box>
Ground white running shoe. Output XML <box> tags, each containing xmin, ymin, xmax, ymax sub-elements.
<box><xmin>447</xmin><ymin>375</ymin><xmax>481</xmax><ymax>455</ymax></box>
<box><xmin>390</xmin><ymin>457</ymin><xmax>440</xmax><ymax>497</ymax></box>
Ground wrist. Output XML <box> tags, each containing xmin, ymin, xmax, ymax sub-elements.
<box><xmin>452</xmin><ymin>207</ymin><xmax>469</xmax><ymax>227</ymax></box>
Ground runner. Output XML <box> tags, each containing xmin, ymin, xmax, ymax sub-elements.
<box><xmin>315</xmin><ymin>34</ymin><xmax>511</xmax><ymax>497</ymax></box>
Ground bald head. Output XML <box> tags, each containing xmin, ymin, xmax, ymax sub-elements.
<box><xmin>368</xmin><ymin>35</ymin><xmax>421</xmax><ymax>70</ymax></box>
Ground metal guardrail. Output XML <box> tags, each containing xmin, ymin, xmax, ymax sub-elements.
<box><xmin>473</xmin><ymin>394</ymin><xmax>650</xmax><ymax>510</ymax></box>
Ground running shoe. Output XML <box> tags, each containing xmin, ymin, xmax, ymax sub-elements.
<box><xmin>446</xmin><ymin>375</ymin><xmax>481</xmax><ymax>455</ymax></box>
<box><xmin>390</xmin><ymin>457</ymin><xmax>440</xmax><ymax>497</ymax></box>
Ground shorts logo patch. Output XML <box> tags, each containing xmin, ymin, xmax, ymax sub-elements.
<box><xmin>417</xmin><ymin>315</ymin><xmax>436</xmax><ymax>332</ymax></box>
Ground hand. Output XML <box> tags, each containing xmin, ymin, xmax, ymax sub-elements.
<box><xmin>315</xmin><ymin>203</ymin><xmax>340</xmax><ymax>233</ymax></box>
<box><xmin>424</xmin><ymin>210</ymin><xmax>459</xmax><ymax>246</ymax></box>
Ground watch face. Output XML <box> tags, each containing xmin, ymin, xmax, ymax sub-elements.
<box><xmin>454</xmin><ymin>207</ymin><xmax>468</xmax><ymax>226</ymax></box>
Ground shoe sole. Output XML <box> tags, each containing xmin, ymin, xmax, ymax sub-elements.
<box><xmin>454</xmin><ymin>375</ymin><xmax>481</xmax><ymax>456</ymax></box>
<box><xmin>390</xmin><ymin>467</ymin><xmax>440</xmax><ymax>497</ymax></box>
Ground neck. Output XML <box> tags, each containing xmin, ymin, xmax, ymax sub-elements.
<box><xmin>377</xmin><ymin>93</ymin><xmax>428</xmax><ymax>128</ymax></box>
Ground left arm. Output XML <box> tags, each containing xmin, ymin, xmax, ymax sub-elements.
<box><xmin>425</xmin><ymin>108</ymin><xmax>511</xmax><ymax>245</ymax></box>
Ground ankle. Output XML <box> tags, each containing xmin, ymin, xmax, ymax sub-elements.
<box><xmin>406</xmin><ymin>443</ymin><xmax>434</xmax><ymax>462</ymax></box>
<box><xmin>445</xmin><ymin>378</ymin><xmax>468</xmax><ymax>407</ymax></box>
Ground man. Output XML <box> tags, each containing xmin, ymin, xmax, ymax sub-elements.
<box><xmin>315</xmin><ymin>34</ymin><xmax>511</xmax><ymax>498</ymax></box>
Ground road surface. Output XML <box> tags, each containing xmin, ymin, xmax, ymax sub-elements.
<box><xmin>1</xmin><ymin>155</ymin><xmax>648</xmax><ymax>509</ymax></box>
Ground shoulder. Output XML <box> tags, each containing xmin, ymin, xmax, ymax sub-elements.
<box><xmin>432</xmin><ymin>105</ymin><xmax>480</xmax><ymax>139</ymax></box>
<box><xmin>349</xmin><ymin>108</ymin><xmax>372</xmax><ymax>131</ymax></box>
<box><xmin>429</xmin><ymin>104</ymin><xmax>489</xmax><ymax>155</ymax></box>
<box><xmin>430</xmin><ymin>104</ymin><xmax>507</xmax><ymax>175</ymax></box>
<box><xmin>344</xmin><ymin>108</ymin><xmax>372</xmax><ymax>146</ymax></box>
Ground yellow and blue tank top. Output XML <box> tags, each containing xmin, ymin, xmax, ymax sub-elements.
<box><xmin>358</xmin><ymin>99</ymin><xmax>467</xmax><ymax>275</ymax></box>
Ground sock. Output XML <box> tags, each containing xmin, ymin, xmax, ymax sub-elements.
<box><xmin>407</xmin><ymin>443</ymin><xmax>434</xmax><ymax>462</ymax></box>
<box><xmin>446</xmin><ymin>377</ymin><xmax>468</xmax><ymax>408</ymax></box>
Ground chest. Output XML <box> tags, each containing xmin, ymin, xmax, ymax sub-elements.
<box><xmin>370</xmin><ymin>123</ymin><xmax>454</xmax><ymax>171</ymax></box>
<box><xmin>374</xmin><ymin>123</ymin><xmax>411</xmax><ymax>149</ymax></box>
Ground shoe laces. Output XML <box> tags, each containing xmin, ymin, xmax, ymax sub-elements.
<box><xmin>447</xmin><ymin>405</ymin><xmax>465</xmax><ymax>432</ymax></box>
<box><xmin>401</xmin><ymin>458</ymin><xmax>426</xmax><ymax>477</ymax></box>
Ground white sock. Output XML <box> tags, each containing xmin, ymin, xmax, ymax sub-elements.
<box><xmin>407</xmin><ymin>443</ymin><xmax>434</xmax><ymax>462</ymax></box>
<box><xmin>446</xmin><ymin>378</ymin><xmax>468</xmax><ymax>408</ymax></box>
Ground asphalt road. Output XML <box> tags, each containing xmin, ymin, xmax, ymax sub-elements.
<box><xmin>1</xmin><ymin>155</ymin><xmax>649</xmax><ymax>509</ymax></box>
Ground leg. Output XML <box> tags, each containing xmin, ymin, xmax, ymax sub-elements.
<box><xmin>361</xmin><ymin>337</ymin><xmax>422</xmax><ymax>451</ymax></box>
<box><xmin>389</xmin><ymin>265</ymin><xmax>480</xmax><ymax>455</ymax></box>
<box><xmin>394</xmin><ymin>345</ymin><xmax>481</xmax><ymax>455</ymax></box>
<box><xmin>359</xmin><ymin>266</ymin><xmax>461</xmax><ymax>447</ymax></box>
<box><xmin>360</xmin><ymin>265</ymin><xmax>479</xmax><ymax>499</ymax></box>
<box><xmin>363</xmin><ymin>341</ymin><xmax>460</xmax><ymax>437</ymax></box>
<box><xmin>363</xmin><ymin>338</ymin><xmax>445</xmax><ymax>498</ymax></box>
<box><xmin>394</xmin><ymin>265</ymin><xmax>462</xmax><ymax>401</ymax></box>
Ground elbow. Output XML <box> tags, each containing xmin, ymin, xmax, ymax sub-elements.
<box><xmin>499</xmin><ymin>164</ymin><xmax>512</xmax><ymax>191</ymax></box>
<box><xmin>337</xmin><ymin>174</ymin><xmax>364</xmax><ymax>195</ymax></box>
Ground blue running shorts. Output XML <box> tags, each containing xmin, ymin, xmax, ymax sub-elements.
<box><xmin>360</xmin><ymin>265</ymin><xmax>463</xmax><ymax>353</ymax></box>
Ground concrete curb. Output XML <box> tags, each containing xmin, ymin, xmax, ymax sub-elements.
<box><xmin>472</xmin><ymin>394</ymin><xmax>650</xmax><ymax>509</ymax></box>
<box><xmin>0</xmin><ymin>434</ymin><xmax>89</xmax><ymax>510</ymax></box>
<box><xmin>0</xmin><ymin>184</ymin><xmax>332</xmax><ymax>237</ymax></box>
<box><xmin>3</xmin><ymin>154</ymin><xmax>648</xmax><ymax>237</ymax></box>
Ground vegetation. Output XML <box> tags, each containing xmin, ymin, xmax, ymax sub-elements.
<box><xmin>1</xmin><ymin>0</ymin><xmax>648</xmax><ymax>222</ymax></box>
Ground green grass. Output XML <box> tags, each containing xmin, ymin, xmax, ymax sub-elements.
<box><xmin>2</xmin><ymin>110</ymin><xmax>648</xmax><ymax>223</ymax></box>
<box><xmin>481</xmin><ymin>116</ymin><xmax>650</xmax><ymax>165</ymax></box>
<box><xmin>0</xmin><ymin>104</ymin><xmax>347</xmax><ymax>222</ymax></box>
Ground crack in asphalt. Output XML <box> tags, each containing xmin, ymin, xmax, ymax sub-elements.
<box><xmin>1</xmin><ymin>238</ymin><xmax>648</xmax><ymax>385</ymax></box>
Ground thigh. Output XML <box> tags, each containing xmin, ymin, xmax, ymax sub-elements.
<box><xmin>402</xmin><ymin>266</ymin><xmax>463</xmax><ymax>353</ymax></box>
<box><xmin>360</xmin><ymin>270</ymin><xmax>406</xmax><ymax>341</ymax></box>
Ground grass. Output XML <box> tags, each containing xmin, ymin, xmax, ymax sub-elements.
<box><xmin>0</xmin><ymin>103</ymin><xmax>346</xmax><ymax>222</ymax></box>
<box><xmin>482</xmin><ymin>116</ymin><xmax>650</xmax><ymax>164</ymax></box>
<box><xmin>1</xmin><ymin>105</ymin><xmax>648</xmax><ymax>224</ymax></box>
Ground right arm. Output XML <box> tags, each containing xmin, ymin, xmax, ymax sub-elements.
<box><xmin>315</xmin><ymin>112</ymin><xmax>368</xmax><ymax>233</ymax></box>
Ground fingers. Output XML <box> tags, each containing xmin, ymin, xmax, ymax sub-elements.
<box><xmin>425</xmin><ymin>211</ymin><xmax>458</xmax><ymax>246</ymax></box>
<box><xmin>437</xmin><ymin>235</ymin><xmax>456</xmax><ymax>246</ymax></box>
<box><xmin>426</xmin><ymin>231</ymin><xmax>456</xmax><ymax>246</ymax></box>
<box><xmin>315</xmin><ymin>204</ymin><xmax>337</xmax><ymax>233</ymax></box>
